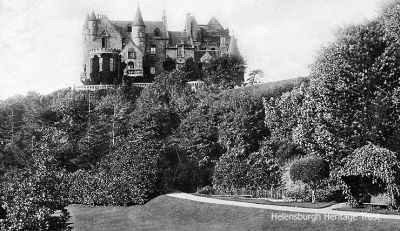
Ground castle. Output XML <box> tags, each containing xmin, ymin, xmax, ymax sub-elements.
<box><xmin>81</xmin><ymin>6</ymin><xmax>241</xmax><ymax>85</ymax></box>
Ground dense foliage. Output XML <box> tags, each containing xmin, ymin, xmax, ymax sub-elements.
<box><xmin>339</xmin><ymin>143</ymin><xmax>400</xmax><ymax>209</ymax></box>
<box><xmin>289</xmin><ymin>156</ymin><xmax>330</xmax><ymax>203</ymax></box>
<box><xmin>0</xmin><ymin>149</ymin><xmax>71</xmax><ymax>230</ymax></box>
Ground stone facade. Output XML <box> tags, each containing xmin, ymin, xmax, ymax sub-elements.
<box><xmin>81</xmin><ymin>7</ymin><xmax>240</xmax><ymax>85</ymax></box>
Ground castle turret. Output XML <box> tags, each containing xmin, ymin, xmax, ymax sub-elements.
<box><xmin>83</xmin><ymin>13</ymin><xmax>89</xmax><ymax>30</ymax></box>
<box><xmin>132</xmin><ymin>6</ymin><xmax>146</xmax><ymax>49</ymax></box>
<box><xmin>88</xmin><ymin>11</ymin><xmax>98</xmax><ymax>39</ymax></box>
<box><xmin>162</xmin><ymin>10</ymin><xmax>168</xmax><ymax>38</ymax></box>
<box><xmin>191</xmin><ymin>16</ymin><xmax>201</xmax><ymax>42</ymax></box>
<box><xmin>228</xmin><ymin>36</ymin><xmax>241</xmax><ymax>58</ymax></box>
<box><xmin>185</xmin><ymin>13</ymin><xmax>192</xmax><ymax>39</ymax></box>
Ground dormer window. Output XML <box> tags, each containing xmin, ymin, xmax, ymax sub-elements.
<box><xmin>150</xmin><ymin>45</ymin><xmax>156</xmax><ymax>55</ymax></box>
<box><xmin>177</xmin><ymin>46</ymin><xmax>184</xmax><ymax>57</ymax></box>
<box><xmin>127</xmin><ymin>25</ymin><xmax>132</xmax><ymax>33</ymax></box>
<box><xmin>102</xmin><ymin>37</ymin><xmax>107</xmax><ymax>48</ymax></box>
<box><xmin>154</xmin><ymin>28</ymin><xmax>160</xmax><ymax>36</ymax></box>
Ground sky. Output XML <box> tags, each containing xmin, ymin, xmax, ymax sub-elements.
<box><xmin>0</xmin><ymin>0</ymin><xmax>386</xmax><ymax>99</ymax></box>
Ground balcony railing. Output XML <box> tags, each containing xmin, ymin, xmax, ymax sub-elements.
<box><xmin>74</xmin><ymin>80</ymin><xmax>205</xmax><ymax>92</ymax></box>
<box><xmin>187</xmin><ymin>80</ymin><xmax>205</xmax><ymax>91</ymax></box>
<box><xmin>74</xmin><ymin>84</ymin><xmax>115</xmax><ymax>91</ymax></box>
<box><xmin>131</xmin><ymin>83</ymin><xmax>153</xmax><ymax>88</ymax></box>
<box><xmin>127</xmin><ymin>69</ymin><xmax>143</xmax><ymax>77</ymax></box>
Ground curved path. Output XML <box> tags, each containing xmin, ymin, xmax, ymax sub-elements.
<box><xmin>167</xmin><ymin>192</ymin><xmax>400</xmax><ymax>220</ymax></box>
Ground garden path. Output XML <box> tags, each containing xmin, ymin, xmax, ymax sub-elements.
<box><xmin>167</xmin><ymin>192</ymin><xmax>400</xmax><ymax>220</ymax></box>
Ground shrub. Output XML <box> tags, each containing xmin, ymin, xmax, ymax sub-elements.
<box><xmin>0</xmin><ymin>151</ymin><xmax>71</xmax><ymax>230</ymax></box>
<box><xmin>68</xmin><ymin>141</ymin><xmax>161</xmax><ymax>206</ymax></box>
<box><xmin>282</xmin><ymin>161</ymin><xmax>310</xmax><ymax>201</ymax></box>
<box><xmin>289</xmin><ymin>156</ymin><xmax>330</xmax><ymax>203</ymax></box>
<box><xmin>197</xmin><ymin>186</ymin><xmax>215</xmax><ymax>195</ymax></box>
<box><xmin>339</xmin><ymin>143</ymin><xmax>400</xmax><ymax>209</ymax></box>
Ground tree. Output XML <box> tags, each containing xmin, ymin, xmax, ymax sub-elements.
<box><xmin>246</xmin><ymin>69</ymin><xmax>264</xmax><ymax>85</ymax></box>
<box><xmin>299</xmin><ymin>18</ymin><xmax>400</xmax><ymax>168</ymax></box>
<box><xmin>290</xmin><ymin>156</ymin><xmax>330</xmax><ymax>203</ymax></box>
<box><xmin>203</xmin><ymin>55</ymin><xmax>246</xmax><ymax>89</ymax></box>
<box><xmin>163</xmin><ymin>57</ymin><xmax>176</xmax><ymax>72</ymax></box>
<box><xmin>0</xmin><ymin>148</ymin><xmax>71</xmax><ymax>230</ymax></box>
<box><xmin>339</xmin><ymin>143</ymin><xmax>400</xmax><ymax>209</ymax></box>
<box><xmin>180</xmin><ymin>57</ymin><xmax>202</xmax><ymax>81</ymax></box>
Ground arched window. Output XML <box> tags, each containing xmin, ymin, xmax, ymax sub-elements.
<box><xmin>122</xmin><ymin>38</ymin><xmax>127</xmax><ymax>47</ymax></box>
<box><xmin>102</xmin><ymin>38</ymin><xmax>107</xmax><ymax>48</ymax></box>
<box><xmin>154</xmin><ymin>27</ymin><xmax>160</xmax><ymax>36</ymax></box>
<box><xmin>128</xmin><ymin>62</ymin><xmax>134</xmax><ymax>70</ymax></box>
<box><xmin>127</xmin><ymin>25</ymin><xmax>132</xmax><ymax>33</ymax></box>
<box><xmin>110</xmin><ymin>58</ymin><xmax>114</xmax><ymax>72</ymax></box>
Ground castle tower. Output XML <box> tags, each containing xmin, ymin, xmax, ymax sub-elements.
<box><xmin>228</xmin><ymin>36</ymin><xmax>241</xmax><ymax>58</ymax></box>
<box><xmin>191</xmin><ymin>16</ymin><xmax>201</xmax><ymax>42</ymax></box>
<box><xmin>132</xmin><ymin>6</ymin><xmax>146</xmax><ymax>49</ymax></box>
<box><xmin>162</xmin><ymin>10</ymin><xmax>168</xmax><ymax>37</ymax></box>
<box><xmin>88</xmin><ymin>11</ymin><xmax>98</xmax><ymax>40</ymax></box>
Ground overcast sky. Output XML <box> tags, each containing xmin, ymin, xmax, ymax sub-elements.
<box><xmin>0</xmin><ymin>0</ymin><xmax>386</xmax><ymax>99</ymax></box>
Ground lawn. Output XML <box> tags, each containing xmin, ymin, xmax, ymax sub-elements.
<box><xmin>68</xmin><ymin>195</ymin><xmax>400</xmax><ymax>231</ymax></box>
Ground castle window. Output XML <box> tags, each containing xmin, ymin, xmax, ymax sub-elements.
<box><xmin>122</xmin><ymin>38</ymin><xmax>127</xmax><ymax>47</ymax></box>
<box><xmin>150</xmin><ymin>67</ymin><xmax>156</xmax><ymax>75</ymax></box>
<box><xmin>127</xmin><ymin>25</ymin><xmax>132</xmax><ymax>33</ymax></box>
<box><xmin>128</xmin><ymin>62</ymin><xmax>134</xmax><ymax>69</ymax></box>
<box><xmin>102</xmin><ymin>38</ymin><xmax>107</xmax><ymax>48</ymax></box>
<box><xmin>99</xmin><ymin>57</ymin><xmax>103</xmax><ymax>71</ymax></box>
<box><xmin>110</xmin><ymin>58</ymin><xmax>114</xmax><ymax>72</ymax></box>
<box><xmin>150</xmin><ymin>45</ymin><xmax>156</xmax><ymax>55</ymax></box>
<box><xmin>154</xmin><ymin>28</ymin><xmax>160</xmax><ymax>36</ymax></box>
<box><xmin>128</xmin><ymin>50</ymin><xmax>135</xmax><ymax>59</ymax></box>
<box><xmin>177</xmin><ymin>46</ymin><xmax>184</xmax><ymax>57</ymax></box>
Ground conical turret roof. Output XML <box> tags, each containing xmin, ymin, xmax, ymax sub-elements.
<box><xmin>191</xmin><ymin>16</ymin><xmax>200</xmax><ymax>31</ymax></box>
<box><xmin>133</xmin><ymin>6</ymin><xmax>145</xmax><ymax>26</ymax></box>
<box><xmin>83</xmin><ymin>14</ymin><xmax>89</xmax><ymax>29</ymax></box>
<box><xmin>88</xmin><ymin>11</ymin><xmax>96</xmax><ymax>21</ymax></box>
<box><xmin>228</xmin><ymin>36</ymin><xmax>241</xmax><ymax>57</ymax></box>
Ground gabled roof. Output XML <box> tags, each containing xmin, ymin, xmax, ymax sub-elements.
<box><xmin>133</xmin><ymin>7</ymin><xmax>145</xmax><ymax>26</ymax></box>
<box><xmin>111</xmin><ymin>20</ymin><xmax>167</xmax><ymax>39</ymax></box>
<box><xmin>168</xmin><ymin>31</ymin><xmax>192</xmax><ymax>47</ymax></box>
<box><xmin>120</xmin><ymin>39</ymin><xmax>143</xmax><ymax>60</ymax></box>
<box><xmin>206</xmin><ymin>17</ymin><xmax>224</xmax><ymax>31</ymax></box>
<box><xmin>195</xmin><ymin>50</ymin><xmax>220</xmax><ymax>61</ymax></box>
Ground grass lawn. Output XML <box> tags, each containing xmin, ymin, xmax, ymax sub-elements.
<box><xmin>68</xmin><ymin>195</ymin><xmax>400</xmax><ymax>231</ymax></box>
<box><xmin>194</xmin><ymin>194</ymin><xmax>336</xmax><ymax>209</ymax></box>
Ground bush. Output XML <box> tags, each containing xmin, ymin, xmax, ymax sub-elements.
<box><xmin>289</xmin><ymin>156</ymin><xmax>330</xmax><ymax>203</ymax></box>
<box><xmin>68</xmin><ymin>141</ymin><xmax>161</xmax><ymax>206</ymax></box>
<box><xmin>197</xmin><ymin>186</ymin><xmax>215</xmax><ymax>195</ymax></box>
<box><xmin>339</xmin><ymin>143</ymin><xmax>400</xmax><ymax>209</ymax></box>
<box><xmin>282</xmin><ymin>161</ymin><xmax>310</xmax><ymax>201</ymax></box>
<box><xmin>0</xmin><ymin>152</ymin><xmax>71</xmax><ymax>230</ymax></box>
